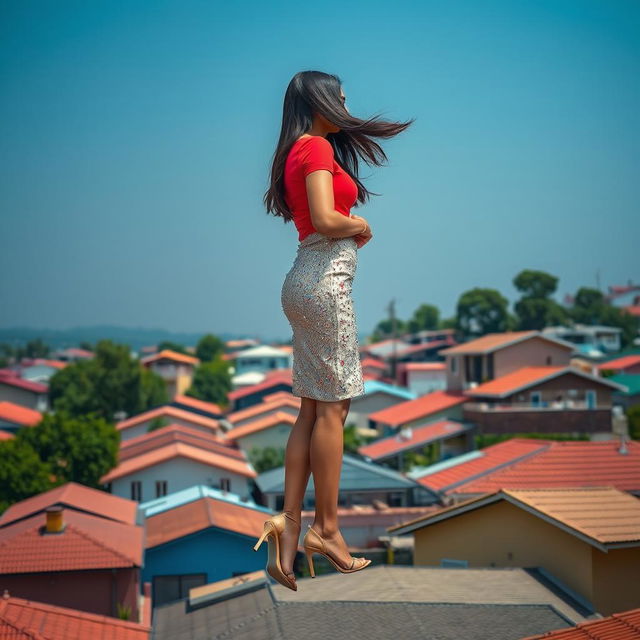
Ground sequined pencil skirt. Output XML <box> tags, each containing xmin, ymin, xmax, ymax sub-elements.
<box><xmin>281</xmin><ymin>231</ymin><xmax>365</xmax><ymax>401</ymax></box>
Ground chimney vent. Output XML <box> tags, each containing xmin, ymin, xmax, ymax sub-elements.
<box><xmin>44</xmin><ymin>505</ymin><xmax>65</xmax><ymax>533</ymax></box>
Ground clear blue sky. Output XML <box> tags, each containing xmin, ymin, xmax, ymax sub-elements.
<box><xmin>1</xmin><ymin>0</ymin><xmax>638</xmax><ymax>342</ymax></box>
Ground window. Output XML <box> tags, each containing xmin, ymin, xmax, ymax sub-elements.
<box><xmin>155</xmin><ymin>480</ymin><xmax>168</xmax><ymax>498</ymax></box>
<box><xmin>131</xmin><ymin>481</ymin><xmax>142</xmax><ymax>502</ymax></box>
<box><xmin>451</xmin><ymin>356</ymin><xmax>457</xmax><ymax>374</ymax></box>
<box><xmin>586</xmin><ymin>389</ymin><xmax>597</xmax><ymax>409</ymax></box>
<box><xmin>530</xmin><ymin>391</ymin><xmax>541</xmax><ymax>406</ymax></box>
<box><xmin>220</xmin><ymin>478</ymin><xmax>231</xmax><ymax>492</ymax></box>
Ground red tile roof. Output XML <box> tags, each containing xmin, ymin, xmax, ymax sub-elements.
<box><xmin>145</xmin><ymin>496</ymin><xmax>269</xmax><ymax>548</ymax></box>
<box><xmin>597</xmin><ymin>354</ymin><xmax>640</xmax><ymax>371</ymax></box>
<box><xmin>0</xmin><ymin>481</ymin><xmax>138</xmax><ymax>528</ymax></box>
<box><xmin>439</xmin><ymin>330</ymin><xmax>573</xmax><ymax>355</ymax></box>
<box><xmin>225</xmin><ymin>395</ymin><xmax>300</xmax><ymax>425</ymax></box>
<box><xmin>224</xmin><ymin>411</ymin><xmax>297</xmax><ymax>441</ymax></box>
<box><xmin>456</xmin><ymin>439</ymin><xmax>640</xmax><ymax>494</ymax></box>
<box><xmin>368</xmin><ymin>389</ymin><xmax>467</xmax><ymax>427</ymax></box>
<box><xmin>0</xmin><ymin>430</ymin><xmax>14</xmax><ymax>440</ymax></box>
<box><xmin>172</xmin><ymin>393</ymin><xmax>222</xmax><ymax>414</ymax></box>
<box><xmin>466</xmin><ymin>365</ymin><xmax>625</xmax><ymax>397</ymax></box>
<box><xmin>0</xmin><ymin>509</ymin><xmax>144</xmax><ymax>573</ymax></box>
<box><xmin>403</xmin><ymin>362</ymin><xmax>446</xmax><ymax>371</ymax></box>
<box><xmin>140</xmin><ymin>349</ymin><xmax>200</xmax><ymax>366</ymax></box>
<box><xmin>227</xmin><ymin>370</ymin><xmax>293</xmax><ymax>400</ymax></box>
<box><xmin>521</xmin><ymin>605</ymin><xmax>640</xmax><ymax>639</ymax></box>
<box><xmin>118</xmin><ymin>423</ymin><xmax>244</xmax><ymax>462</ymax></box>
<box><xmin>0</xmin><ymin>402</ymin><xmax>42</xmax><ymax>427</ymax></box>
<box><xmin>358</xmin><ymin>420</ymin><xmax>468</xmax><ymax>460</ymax></box>
<box><xmin>116</xmin><ymin>405</ymin><xmax>221</xmax><ymax>434</ymax></box>
<box><xmin>0</xmin><ymin>372</ymin><xmax>47</xmax><ymax>393</ymax></box>
<box><xmin>100</xmin><ymin>441</ymin><xmax>256</xmax><ymax>483</ymax></box>
<box><xmin>415</xmin><ymin>437</ymin><xmax>553</xmax><ymax>492</ymax></box>
<box><xmin>0</xmin><ymin>594</ymin><xmax>150</xmax><ymax>639</ymax></box>
<box><xmin>20</xmin><ymin>358</ymin><xmax>68</xmax><ymax>370</ymax></box>
<box><xmin>361</xmin><ymin>357</ymin><xmax>387</xmax><ymax>370</ymax></box>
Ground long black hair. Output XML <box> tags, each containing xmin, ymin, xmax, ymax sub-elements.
<box><xmin>264</xmin><ymin>70</ymin><xmax>415</xmax><ymax>222</ymax></box>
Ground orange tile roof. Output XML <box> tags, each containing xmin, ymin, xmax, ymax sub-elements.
<box><xmin>368</xmin><ymin>390</ymin><xmax>467</xmax><ymax>427</ymax></box>
<box><xmin>415</xmin><ymin>437</ymin><xmax>552</xmax><ymax>492</ymax></box>
<box><xmin>227</xmin><ymin>371</ymin><xmax>293</xmax><ymax>400</ymax></box>
<box><xmin>119</xmin><ymin>423</ymin><xmax>244</xmax><ymax>462</ymax></box>
<box><xmin>224</xmin><ymin>411</ymin><xmax>297</xmax><ymax>441</ymax></box>
<box><xmin>0</xmin><ymin>509</ymin><xmax>144</xmax><ymax>573</ymax></box>
<box><xmin>521</xmin><ymin>605</ymin><xmax>640</xmax><ymax>639</ymax></box>
<box><xmin>145</xmin><ymin>496</ymin><xmax>269</xmax><ymax>548</ymax></box>
<box><xmin>226</xmin><ymin>395</ymin><xmax>301</xmax><ymax>424</ymax></box>
<box><xmin>361</xmin><ymin>357</ymin><xmax>387</xmax><ymax>369</ymax></box>
<box><xmin>140</xmin><ymin>349</ymin><xmax>200</xmax><ymax>366</ymax></box>
<box><xmin>388</xmin><ymin>486</ymin><xmax>640</xmax><ymax>547</ymax></box>
<box><xmin>100</xmin><ymin>441</ymin><xmax>256</xmax><ymax>483</ymax></box>
<box><xmin>0</xmin><ymin>430</ymin><xmax>15</xmax><ymax>440</ymax></box>
<box><xmin>455</xmin><ymin>439</ymin><xmax>640</xmax><ymax>494</ymax></box>
<box><xmin>0</xmin><ymin>481</ymin><xmax>138</xmax><ymax>528</ymax></box>
<box><xmin>0</xmin><ymin>402</ymin><xmax>42</xmax><ymax>427</ymax></box>
<box><xmin>0</xmin><ymin>594</ymin><xmax>151</xmax><ymax>639</ymax></box>
<box><xmin>172</xmin><ymin>393</ymin><xmax>222</xmax><ymax>414</ymax></box>
<box><xmin>465</xmin><ymin>365</ymin><xmax>565</xmax><ymax>397</ymax></box>
<box><xmin>502</xmin><ymin>487</ymin><xmax>640</xmax><ymax>544</ymax></box>
<box><xmin>358</xmin><ymin>420</ymin><xmax>468</xmax><ymax>460</ymax></box>
<box><xmin>403</xmin><ymin>362</ymin><xmax>447</xmax><ymax>370</ymax></box>
<box><xmin>116</xmin><ymin>405</ymin><xmax>221</xmax><ymax>433</ymax></box>
<box><xmin>597</xmin><ymin>354</ymin><xmax>640</xmax><ymax>371</ymax></box>
<box><xmin>440</xmin><ymin>330</ymin><xmax>572</xmax><ymax>355</ymax></box>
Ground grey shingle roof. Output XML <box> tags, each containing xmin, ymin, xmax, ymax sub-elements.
<box><xmin>255</xmin><ymin>453</ymin><xmax>419</xmax><ymax>494</ymax></box>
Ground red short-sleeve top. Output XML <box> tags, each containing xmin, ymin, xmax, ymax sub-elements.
<box><xmin>283</xmin><ymin>135</ymin><xmax>358</xmax><ymax>242</ymax></box>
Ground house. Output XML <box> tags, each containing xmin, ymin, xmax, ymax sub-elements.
<box><xmin>462</xmin><ymin>365</ymin><xmax>628</xmax><ymax>436</ymax></box>
<box><xmin>387</xmin><ymin>486</ymin><xmax>640</xmax><ymax>616</ymax></box>
<box><xmin>0</xmin><ymin>400</ymin><xmax>42</xmax><ymax>435</ymax></box>
<box><xmin>407</xmin><ymin>437</ymin><xmax>640</xmax><ymax>502</ymax></box>
<box><xmin>116</xmin><ymin>405</ymin><xmax>224</xmax><ymax>442</ymax></box>
<box><xmin>139</xmin><ymin>485</ymin><xmax>274</xmax><ymax>606</ymax></box>
<box><xmin>0</xmin><ymin>483</ymin><xmax>144</xmax><ymax>620</ymax></box>
<box><xmin>151</xmin><ymin>565</ymin><xmax>591</xmax><ymax>640</ymax></box>
<box><xmin>170</xmin><ymin>393</ymin><xmax>223</xmax><ymax>419</ymax></box>
<box><xmin>53</xmin><ymin>347</ymin><xmax>94</xmax><ymax>362</ymax></box>
<box><xmin>225</xmin><ymin>391</ymin><xmax>301</xmax><ymax>428</ymax></box>
<box><xmin>439</xmin><ymin>330</ymin><xmax>576</xmax><ymax>392</ymax></box>
<box><xmin>597</xmin><ymin>353</ymin><xmax>640</xmax><ymax>375</ymax></box>
<box><xmin>18</xmin><ymin>358</ymin><xmax>67</xmax><ymax>384</ymax></box>
<box><xmin>139</xmin><ymin>349</ymin><xmax>200</xmax><ymax>397</ymax></box>
<box><xmin>345</xmin><ymin>379</ymin><xmax>416</xmax><ymax>432</ymax></box>
<box><xmin>542</xmin><ymin>324</ymin><xmax>623</xmax><ymax>357</ymax></box>
<box><xmin>227</xmin><ymin>370</ymin><xmax>293</xmax><ymax>411</ymax></box>
<box><xmin>255</xmin><ymin>453</ymin><xmax>438</xmax><ymax>511</ymax></box>
<box><xmin>0</xmin><ymin>594</ymin><xmax>151</xmax><ymax>639</ymax></box>
<box><xmin>609</xmin><ymin>373</ymin><xmax>640</xmax><ymax>410</ymax></box>
<box><xmin>0</xmin><ymin>371</ymin><xmax>48</xmax><ymax>412</ymax></box>
<box><xmin>358</xmin><ymin>419</ymin><xmax>475</xmax><ymax>470</ymax></box>
<box><xmin>368</xmin><ymin>389</ymin><xmax>467</xmax><ymax>437</ymax></box>
<box><xmin>101</xmin><ymin>425</ymin><xmax>256</xmax><ymax>502</ymax></box>
<box><xmin>397</xmin><ymin>361</ymin><xmax>447</xmax><ymax>395</ymax></box>
<box><xmin>231</xmin><ymin>344</ymin><xmax>291</xmax><ymax>377</ymax></box>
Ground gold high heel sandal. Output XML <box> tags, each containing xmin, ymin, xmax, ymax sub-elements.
<box><xmin>253</xmin><ymin>512</ymin><xmax>299</xmax><ymax>591</ymax></box>
<box><xmin>303</xmin><ymin>524</ymin><xmax>372</xmax><ymax>577</ymax></box>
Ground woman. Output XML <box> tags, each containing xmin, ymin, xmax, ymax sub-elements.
<box><xmin>255</xmin><ymin>70</ymin><xmax>413</xmax><ymax>590</ymax></box>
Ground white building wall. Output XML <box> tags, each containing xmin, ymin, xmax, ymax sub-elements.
<box><xmin>109</xmin><ymin>456</ymin><xmax>252</xmax><ymax>502</ymax></box>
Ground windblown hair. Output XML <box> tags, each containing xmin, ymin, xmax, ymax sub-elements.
<box><xmin>264</xmin><ymin>70</ymin><xmax>415</xmax><ymax>222</ymax></box>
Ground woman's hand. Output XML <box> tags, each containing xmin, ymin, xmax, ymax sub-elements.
<box><xmin>351</xmin><ymin>214</ymin><xmax>372</xmax><ymax>248</ymax></box>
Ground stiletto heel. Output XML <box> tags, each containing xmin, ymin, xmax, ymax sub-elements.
<box><xmin>305</xmin><ymin>549</ymin><xmax>316</xmax><ymax>578</ymax></box>
<box><xmin>251</xmin><ymin>512</ymin><xmax>300</xmax><ymax>591</ymax></box>
<box><xmin>302</xmin><ymin>525</ymin><xmax>371</xmax><ymax>575</ymax></box>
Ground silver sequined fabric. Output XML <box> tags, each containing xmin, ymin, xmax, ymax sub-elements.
<box><xmin>281</xmin><ymin>231</ymin><xmax>365</xmax><ymax>401</ymax></box>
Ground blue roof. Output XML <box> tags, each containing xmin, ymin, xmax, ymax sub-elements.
<box><xmin>363</xmin><ymin>379</ymin><xmax>416</xmax><ymax>400</ymax></box>
<box><xmin>138</xmin><ymin>484</ymin><xmax>273</xmax><ymax>518</ymax></box>
<box><xmin>256</xmin><ymin>453</ymin><xmax>420</xmax><ymax>494</ymax></box>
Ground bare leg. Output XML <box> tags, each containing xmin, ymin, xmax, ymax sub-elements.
<box><xmin>309</xmin><ymin>398</ymin><xmax>368</xmax><ymax>569</ymax></box>
<box><xmin>279</xmin><ymin>396</ymin><xmax>317</xmax><ymax>584</ymax></box>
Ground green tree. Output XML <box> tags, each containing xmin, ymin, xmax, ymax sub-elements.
<box><xmin>49</xmin><ymin>339</ymin><xmax>168</xmax><ymax>420</ymax></box>
<box><xmin>0</xmin><ymin>438</ymin><xmax>52</xmax><ymax>514</ymax></box>
<box><xmin>248</xmin><ymin>446</ymin><xmax>285</xmax><ymax>473</ymax></box>
<box><xmin>456</xmin><ymin>288</ymin><xmax>510</xmax><ymax>337</ymax></box>
<box><xmin>406</xmin><ymin>304</ymin><xmax>440</xmax><ymax>333</ymax></box>
<box><xmin>18</xmin><ymin>411</ymin><xmax>119</xmax><ymax>488</ymax></box>
<box><xmin>195</xmin><ymin>334</ymin><xmax>225</xmax><ymax>363</ymax></box>
<box><xmin>370</xmin><ymin>317</ymin><xmax>408</xmax><ymax>343</ymax></box>
<box><xmin>627</xmin><ymin>405</ymin><xmax>640</xmax><ymax>441</ymax></box>
<box><xmin>186</xmin><ymin>357</ymin><xmax>233</xmax><ymax>408</ymax></box>
<box><xmin>512</xmin><ymin>269</ymin><xmax>569</xmax><ymax>330</ymax></box>
<box><xmin>343</xmin><ymin>423</ymin><xmax>365</xmax><ymax>454</ymax></box>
